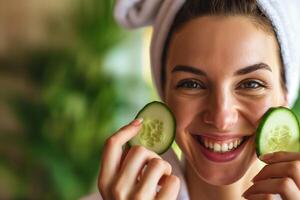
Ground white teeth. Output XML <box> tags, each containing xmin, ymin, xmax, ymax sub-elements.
<box><xmin>209</xmin><ymin>142</ymin><xmax>213</xmax><ymax>149</ymax></box>
<box><xmin>221</xmin><ymin>143</ymin><xmax>228</xmax><ymax>152</ymax></box>
<box><xmin>204</xmin><ymin>140</ymin><xmax>209</xmax><ymax>148</ymax></box>
<box><xmin>234</xmin><ymin>140</ymin><xmax>238</xmax><ymax>148</ymax></box>
<box><xmin>214</xmin><ymin>143</ymin><xmax>221</xmax><ymax>152</ymax></box>
<box><xmin>229</xmin><ymin>142</ymin><xmax>233</xmax><ymax>150</ymax></box>
<box><xmin>201</xmin><ymin>137</ymin><xmax>245</xmax><ymax>153</ymax></box>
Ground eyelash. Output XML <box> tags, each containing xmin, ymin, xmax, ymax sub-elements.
<box><xmin>176</xmin><ymin>79</ymin><xmax>266</xmax><ymax>90</ymax></box>
<box><xmin>176</xmin><ymin>79</ymin><xmax>206</xmax><ymax>89</ymax></box>
<box><xmin>237</xmin><ymin>80</ymin><xmax>266</xmax><ymax>90</ymax></box>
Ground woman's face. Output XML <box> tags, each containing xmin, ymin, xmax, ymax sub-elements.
<box><xmin>165</xmin><ymin>16</ymin><xmax>287</xmax><ymax>185</ymax></box>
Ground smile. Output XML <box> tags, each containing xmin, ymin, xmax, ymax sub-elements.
<box><xmin>200</xmin><ymin>136</ymin><xmax>246</xmax><ymax>153</ymax></box>
<box><xmin>193</xmin><ymin>135</ymin><xmax>251</xmax><ymax>162</ymax></box>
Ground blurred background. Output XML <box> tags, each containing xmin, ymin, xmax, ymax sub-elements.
<box><xmin>1</xmin><ymin>0</ymin><xmax>300</xmax><ymax>199</ymax></box>
<box><xmin>0</xmin><ymin>0</ymin><xmax>157</xmax><ymax>199</ymax></box>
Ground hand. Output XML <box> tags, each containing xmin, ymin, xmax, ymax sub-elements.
<box><xmin>243</xmin><ymin>151</ymin><xmax>300</xmax><ymax>200</ymax></box>
<box><xmin>98</xmin><ymin>118</ymin><xmax>180</xmax><ymax>200</ymax></box>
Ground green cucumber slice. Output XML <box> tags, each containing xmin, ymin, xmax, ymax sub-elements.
<box><xmin>256</xmin><ymin>107</ymin><xmax>300</xmax><ymax>156</ymax></box>
<box><xmin>128</xmin><ymin>101</ymin><xmax>176</xmax><ymax>155</ymax></box>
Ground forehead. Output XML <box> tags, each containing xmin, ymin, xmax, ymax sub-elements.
<box><xmin>167</xmin><ymin>15</ymin><xmax>280</xmax><ymax>74</ymax></box>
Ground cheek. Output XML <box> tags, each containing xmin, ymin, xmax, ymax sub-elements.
<box><xmin>166</xmin><ymin>93</ymin><xmax>200</xmax><ymax>133</ymax></box>
<box><xmin>239</xmin><ymin>91</ymin><xmax>286</xmax><ymax>128</ymax></box>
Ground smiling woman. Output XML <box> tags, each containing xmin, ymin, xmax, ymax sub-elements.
<box><xmin>95</xmin><ymin>0</ymin><xmax>300</xmax><ymax>200</ymax></box>
<box><xmin>165</xmin><ymin>14</ymin><xmax>287</xmax><ymax>189</ymax></box>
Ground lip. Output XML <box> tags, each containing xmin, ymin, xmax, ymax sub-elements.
<box><xmin>193</xmin><ymin>135</ymin><xmax>251</xmax><ymax>162</ymax></box>
<box><xmin>192</xmin><ymin>133</ymin><xmax>248</xmax><ymax>141</ymax></box>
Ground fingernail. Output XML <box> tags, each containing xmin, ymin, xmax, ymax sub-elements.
<box><xmin>131</xmin><ymin>118</ymin><xmax>143</xmax><ymax>126</ymax></box>
<box><xmin>259</xmin><ymin>153</ymin><xmax>273</xmax><ymax>161</ymax></box>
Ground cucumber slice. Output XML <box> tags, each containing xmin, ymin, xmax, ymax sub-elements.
<box><xmin>256</xmin><ymin>107</ymin><xmax>300</xmax><ymax>156</ymax></box>
<box><xmin>128</xmin><ymin>101</ymin><xmax>176</xmax><ymax>155</ymax></box>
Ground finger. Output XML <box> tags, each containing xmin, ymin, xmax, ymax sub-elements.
<box><xmin>246</xmin><ymin>194</ymin><xmax>276</xmax><ymax>200</ymax></box>
<box><xmin>260</xmin><ymin>151</ymin><xmax>300</xmax><ymax>164</ymax></box>
<box><xmin>112</xmin><ymin>146</ymin><xmax>160</xmax><ymax>199</ymax></box>
<box><xmin>158</xmin><ymin>175</ymin><xmax>167</xmax><ymax>186</ymax></box>
<box><xmin>134</xmin><ymin>158</ymin><xmax>172</xmax><ymax>199</ymax></box>
<box><xmin>243</xmin><ymin>178</ymin><xmax>299</xmax><ymax>199</ymax></box>
<box><xmin>98</xmin><ymin>118</ymin><xmax>143</xmax><ymax>198</ymax></box>
<box><xmin>121</xmin><ymin>143</ymin><xmax>131</xmax><ymax>161</ymax></box>
<box><xmin>155</xmin><ymin>175</ymin><xmax>180</xmax><ymax>200</ymax></box>
<box><xmin>252</xmin><ymin>161</ymin><xmax>300</xmax><ymax>188</ymax></box>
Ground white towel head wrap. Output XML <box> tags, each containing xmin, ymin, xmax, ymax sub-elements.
<box><xmin>114</xmin><ymin>0</ymin><xmax>300</xmax><ymax>107</ymax></box>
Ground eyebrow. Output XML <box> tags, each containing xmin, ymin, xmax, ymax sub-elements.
<box><xmin>171</xmin><ymin>62</ymin><xmax>272</xmax><ymax>76</ymax></box>
<box><xmin>171</xmin><ymin>65</ymin><xmax>207</xmax><ymax>76</ymax></box>
<box><xmin>234</xmin><ymin>63</ymin><xmax>272</xmax><ymax>75</ymax></box>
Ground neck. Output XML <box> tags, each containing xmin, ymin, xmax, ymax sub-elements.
<box><xmin>185</xmin><ymin>158</ymin><xmax>265</xmax><ymax>200</ymax></box>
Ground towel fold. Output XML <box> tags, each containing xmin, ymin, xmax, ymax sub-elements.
<box><xmin>114</xmin><ymin>0</ymin><xmax>163</xmax><ymax>28</ymax></box>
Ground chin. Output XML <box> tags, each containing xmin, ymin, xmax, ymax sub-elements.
<box><xmin>198</xmin><ymin>167</ymin><xmax>247</xmax><ymax>186</ymax></box>
<box><xmin>186</xmin><ymin>154</ymin><xmax>257</xmax><ymax>187</ymax></box>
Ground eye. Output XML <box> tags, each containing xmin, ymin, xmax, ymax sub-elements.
<box><xmin>238</xmin><ymin>80</ymin><xmax>266</xmax><ymax>90</ymax></box>
<box><xmin>176</xmin><ymin>79</ymin><xmax>206</xmax><ymax>89</ymax></box>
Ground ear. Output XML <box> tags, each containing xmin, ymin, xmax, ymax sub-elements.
<box><xmin>114</xmin><ymin>0</ymin><xmax>163</xmax><ymax>29</ymax></box>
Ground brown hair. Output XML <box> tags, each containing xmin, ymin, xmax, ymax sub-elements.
<box><xmin>161</xmin><ymin>0</ymin><xmax>286</xmax><ymax>94</ymax></box>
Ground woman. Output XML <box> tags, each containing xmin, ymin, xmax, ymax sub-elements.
<box><xmin>97</xmin><ymin>0</ymin><xmax>300</xmax><ymax>199</ymax></box>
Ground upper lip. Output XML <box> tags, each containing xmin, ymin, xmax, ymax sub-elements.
<box><xmin>192</xmin><ymin>133</ymin><xmax>250</xmax><ymax>141</ymax></box>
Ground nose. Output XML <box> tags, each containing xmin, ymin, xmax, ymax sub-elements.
<box><xmin>203</xmin><ymin>88</ymin><xmax>238</xmax><ymax>131</ymax></box>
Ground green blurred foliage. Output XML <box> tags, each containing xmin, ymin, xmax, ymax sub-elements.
<box><xmin>0</xmin><ymin>0</ymin><xmax>153</xmax><ymax>199</ymax></box>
